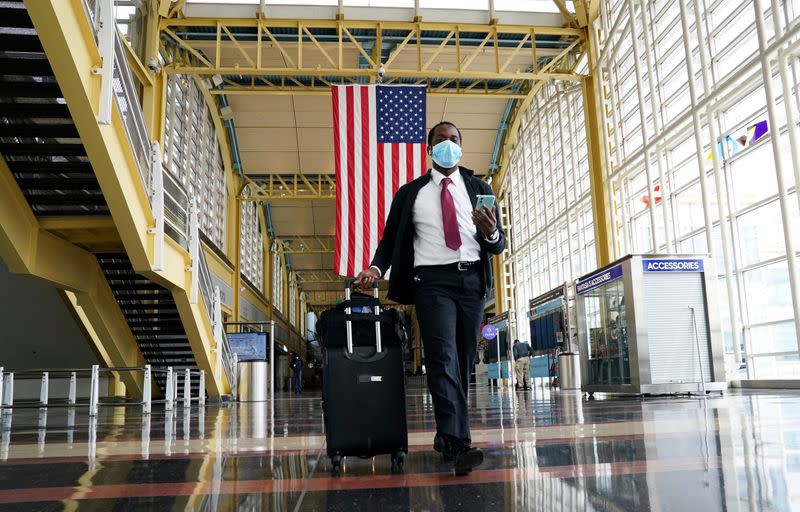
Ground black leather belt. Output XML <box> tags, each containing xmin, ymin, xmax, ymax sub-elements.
<box><xmin>416</xmin><ymin>261</ymin><xmax>480</xmax><ymax>272</ymax></box>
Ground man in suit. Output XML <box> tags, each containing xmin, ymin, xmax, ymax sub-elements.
<box><xmin>354</xmin><ymin>121</ymin><xmax>506</xmax><ymax>475</ymax></box>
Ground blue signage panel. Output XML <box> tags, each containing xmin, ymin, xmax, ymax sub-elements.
<box><xmin>487</xmin><ymin>361</ymin><xmax>510</xmax><ymax>379</ymax></box>
<box><xmin>227</xmin><ymin>332</ymin><xmax>267</xmax><ymax>361</ymax></box>
<box><xmin>642</xmin><ymin>259</ymin><xmax>705</xmax><ymax>272</ymax></box>
<box><xmin>482</xmin><ymin>324</ymin><xmax>498</xmax><ymax>340</ymax></box>
<box><xmin>576</xmin><ymin>264</ymin><xmax>623</xmax><ymax>295</ymax></box>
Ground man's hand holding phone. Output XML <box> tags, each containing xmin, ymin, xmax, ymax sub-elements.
<box><xmin>472</xmin><ymin>195</ymin><xmax>497</xmax><ymax>237</ymax></box>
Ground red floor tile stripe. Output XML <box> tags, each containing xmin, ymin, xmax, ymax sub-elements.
<box><xmin>0</xmin><ymin>456</ymin><xmax>722</xmax><ymax>504</ymax></box>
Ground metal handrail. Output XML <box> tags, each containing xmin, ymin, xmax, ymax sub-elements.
<box><xmin>198</xmin><ymin>248</ymin><xmax>238</xmax><ymax>395</ymax></box>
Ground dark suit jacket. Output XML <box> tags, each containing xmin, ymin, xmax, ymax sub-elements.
<box><xmin>370</xmin><ymin>167</ymin><xmax>506</xmax><ymax>305</ymax></box>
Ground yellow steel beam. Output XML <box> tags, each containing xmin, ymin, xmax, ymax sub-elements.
<box><xmin>583</xmin><ymin>31</ymin><xmax>612</xmax><ymax>266</ymax></box>
<box><xmin>38</xmin><ymin>216</ymin><xmax>116</xmax><ymax>231</ymax></box>
<box><xmin>552</xmin><ymin>0</ymin><xmax>578</xmax><ymax>27</ymax></box>
<box><xmin>209</xmin><ymin>86</ymin><xmax>528</xmax><ymax>99</ymax></box>
<box><xmin>168</xmin><ymin>66</ymin><xmax>581</xmax><ymax>82</ymax></box>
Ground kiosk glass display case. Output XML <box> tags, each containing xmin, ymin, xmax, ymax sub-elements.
<box><xmin>583</xmin><ymin>276</ymin><xmax>630</xmax><ymax>386</ymax></box>
<box><xmin>575</xmin><ymin>255</ymin><xmax>727</xmax><ymax>395</ymax></box>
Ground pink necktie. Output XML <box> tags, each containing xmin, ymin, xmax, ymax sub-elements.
<box><xmin>440</xmin><ymin>177</ymin><xmax>462</xmax><ymax>251</ymax></box>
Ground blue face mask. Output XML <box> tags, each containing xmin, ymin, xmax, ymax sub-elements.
<box><xmin>431</xmin><ymin>140</ymin><xmax>462</xmax><ymax>169</ymax></box>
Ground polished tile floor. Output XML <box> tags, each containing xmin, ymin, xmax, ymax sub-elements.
<box><xmin>0</xmin><ymin>382</ymin><xmax>797</xmax><ymax>511</ymax></box>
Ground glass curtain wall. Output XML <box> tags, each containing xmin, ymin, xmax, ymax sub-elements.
<box><xmin>162</xmin><ymin>74</ymin><xmax>227</xmax><ymax>250</ymax></box>
<box><xmin>239</xmin><ymin>188</ymin><xmax>264</xmax><ymax>288</ymax></box>
<box><xmin>595</xmin><ymin>0</ymin><xmax>800</xmax><ymax>378</ymax></box>
<box><xmin>273</xmin><ymin>250</ymin><xmax>285</xmax><ymax>314</ymax></box>
<box><xmin>503</xmin><ymin>82</ymin><xmax>597</xmax><ymax>343</ymax></box>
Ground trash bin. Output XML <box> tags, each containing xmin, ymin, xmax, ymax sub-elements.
<box><xmin>237</xmin><ymin>361</ymin><xmax>268</xmax><ymax>402</ymax></box>
<box><xmin>558</xmin><ymin>353</ymin><xmax>581</xmax><ymax>390</ymax></box>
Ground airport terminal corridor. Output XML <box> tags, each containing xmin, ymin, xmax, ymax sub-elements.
<box><xmin>2</xmin><ymin>0</ymin><xmax>800</xmax><ymax>509</ymax></box>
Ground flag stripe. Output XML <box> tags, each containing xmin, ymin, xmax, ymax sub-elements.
<box><xmin>406</xmin><ymin>142</ymin><xmax>414</xmax><ymax>184</ymax></box>
<box><xmin>361</xmin><ymin>86</ymin><xmax>372</xmax><ymax>276</ymax></box>
<box><xmin>377</xmin><ymin>143</ymin><xmax>385</xmax><ymax>237</ymax></box>
<box><xmin>419</xmin><ymin>144</ymin><xmax>427</xmax><ymax>177</ymax></box>
<box><xmin>332</xmin><ymin>87</ymin><xmax>342</xmax><ymax>275</ymax></box>
<box><xmin>353</xmin><ymin>87</ymin><xmax>364</xmax><ymax>277</ymax></box>
<box><xmin>346</xmin><ymin>86</ymin><xmax>356</xmax><ymax>277</ymax></box>
<box><xmin>391</xmin><ymin>144</ymin><xmax>400</xmax><ymax>194</ymax></box>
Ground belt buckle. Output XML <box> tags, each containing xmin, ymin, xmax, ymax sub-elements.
<box><xmin>457</xmin><ymin>261</ymin><xmax>469</xmax><ymax>272</ymax></box>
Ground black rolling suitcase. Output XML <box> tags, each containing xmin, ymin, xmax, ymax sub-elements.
<box><xmin>318</xmin><ymin>281</ymin><xmax>408</xmax><ymax>475</ymax></box>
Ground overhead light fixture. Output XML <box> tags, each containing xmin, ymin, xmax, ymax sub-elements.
<box><xmin>211</xmin><ymin>74</ymin><xmax>224</xmax><ymax>87</ymax></box>
<box><xmin>220</xmin><ymin>106</ymin><xmax>233</xmax><ymax>120</ymax></box>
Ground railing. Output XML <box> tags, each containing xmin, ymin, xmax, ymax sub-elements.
<box><xmin>0</xmin><ymin>365</ymin><xmax>205</xmax><ymax>416</ymax></box>
<box><xmin>199</xmin><ymin>248</ymin><xmax>238</xmax><ymax>396</ymax></box>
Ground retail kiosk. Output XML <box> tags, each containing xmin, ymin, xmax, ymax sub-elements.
<box><xmin>574</xmin><ymin>254</ymin><xmax>727</xmax><ymax>395</ymax></box>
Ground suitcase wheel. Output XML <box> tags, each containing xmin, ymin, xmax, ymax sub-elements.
<box><xmin>391</xmin><ymin>451</ymin><xmax>406</xmax><ymax>474</ymax></box>
<box><xmin>331</xmin><ymin>454</ymin><xmax>343</xmax><ymax>477</ymax></box>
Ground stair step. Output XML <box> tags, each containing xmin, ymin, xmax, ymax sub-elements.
<box><xmin>0</xmin><ymin>4</ymin><xmax>34</xmax><ymax>29</ymax></box>
<box><xmin>0</xmin><ymin>143</ymin><xmax>86</xmax><ymax>157</ymax></box>
<box><xmin>0</xmin><ymin>33</ymin><xmax>44</xmax><ymax>53</ymax></box>
<box><xmin>2</xmin><ymin>102</ymin><xmax>71</xmax><ymax>118</ymax></box>
<box><xmin>7</xmin><ymin>160</ymin><xmax>93</xmax><ymax>174</ymax></box>
<box><xmin>0</xmin><ymin>122</ymin><xmax>77</xmax><ymax>138</ymax></box>
<box><xmin>25</xmin><ymin>195</ymin><xmax>107</xmax><ymax>206</ymax></box>
<box><xmin>0</xmin><ymin>56</ymin><xmax>53</xmax><ymax>76</ymax></box>
<box><xmin>15</xmin><ymin>178</ymin><xmax>101</xmax><ymax>190</ymax></box>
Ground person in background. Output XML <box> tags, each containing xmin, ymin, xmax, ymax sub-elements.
<box><xmin>291</xmin><ymin>353</ymin><xmax>304</xmax><ymax>394</ymax></box>
<box><xmin>513</xmin><ymin>339</ymin><xmax>532</xmax><ymax>390</ymax></box>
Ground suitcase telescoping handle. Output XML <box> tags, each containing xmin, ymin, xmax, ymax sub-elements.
<box><xmin>343</xmin><ymin>279</ymin><xmax>382</xmax><ymax>354</ymax></box>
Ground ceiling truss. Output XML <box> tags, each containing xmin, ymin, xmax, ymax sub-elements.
<box><xmin>159</xmin><ymin>18</ymin><xmax>587</xmax><ymax>97</ymax></box>
<box><xmin>242</xmin><ymin>174</ymin><xmax>335</xmax><ymax>201</ymax></box>
<box><xmin>273</xmin><ymin>236</ymin><xmax>334</xmax><ymax>255</ymax></box>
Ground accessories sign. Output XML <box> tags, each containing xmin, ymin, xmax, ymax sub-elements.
<box><xmin>642</xmin><ymin>259</ymin><xmax>704</xmax><ymax>272</ymax></box>
<box><xmin>576</xmin><ymin>264</ymin><xmax>623</xmax><ymax>295</ymax></box>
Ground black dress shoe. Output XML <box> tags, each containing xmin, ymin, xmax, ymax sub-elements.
<box><xmin>433</xmin><ymin>433</ymin><xmax>454</xmax><ymax>462</ymax></box>
<box><xmin>453</xmin><ymin>443</ymin><xmax>484</xmax><ymax>476</ymax></box>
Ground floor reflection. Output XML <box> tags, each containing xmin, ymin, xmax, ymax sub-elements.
<box><xmin>0</xmin><ymin>389</ymin><xmax>796</xmax><ymax>510</ymax></box>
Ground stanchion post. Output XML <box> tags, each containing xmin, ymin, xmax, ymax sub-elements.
<box><xmin>143</xmin><ymin>365</ymin><xmax>152</xmax><ymax>415</ymax></box>
<box><xmin>270</xmin><ymin>321</ymin><xmax>275</xmax><ymax>416</ymax></box>
<box><xmin>165</xmin><ymin>367</ymin><xmax>174</xmax><ymax>411</ymax></box>
<box><xmin>199</xmin><ymin>370</ymin><xmax>206</xmax><ymax>405</ymax></box>
<box><xmin>183</xmin><ymin>369</ymin><xmax>191</xmax><ymax>407</ymax></box>
<box><xmin>68</xmin><ymin>372</ymin><xmax>77</xmax><ymax>406</ymax></box>
<box><xmin>39</xmin><ymin>372</ymin><xmax>49</xmax><ymax>406</ymax></box>
<box><xmin>3</xmin><ymin>374</ymin><xmax>13</xmax><ymax>407</ymax></box>
<box><xmin>89</xmin><ymin>365</ymin><xmax>99</xmax><ymax>417</ymax></box>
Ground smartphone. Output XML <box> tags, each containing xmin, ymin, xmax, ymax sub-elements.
<box><xmin>475</xmin><ymin>194</ymin><xmax>496</xmax><ymax>210</ymax></box>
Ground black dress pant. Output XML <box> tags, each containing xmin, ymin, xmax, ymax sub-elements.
<box><xmin>414</xmin><ymin>266</ymin><xmax>484</xmax><ymax>442</ymax></box>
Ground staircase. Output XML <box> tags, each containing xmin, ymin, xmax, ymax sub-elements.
<box><xmin>97</xmin><ymin>253</ymin><xmax>201</xmax><ymax>397</ymax></box>
<box><xmin>0</xmin><ymin>1</ymin><xmax>218</xmax><ymax>398</ymax></box>
<box><xmin>0</xmin><ymin>1</ymin><xmax>108</xmax><ymax>215</ymax></box>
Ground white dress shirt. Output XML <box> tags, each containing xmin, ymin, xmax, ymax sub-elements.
<box><xmin>412</xmin><ymin>168</ymin><xmax>481</xmax><ymax>267</ymax></box>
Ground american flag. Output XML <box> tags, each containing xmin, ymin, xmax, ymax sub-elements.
<box><xmin>332</xmin><ymin>84</ymin><xmax>427</xmax><ymax>277</ymax></box>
